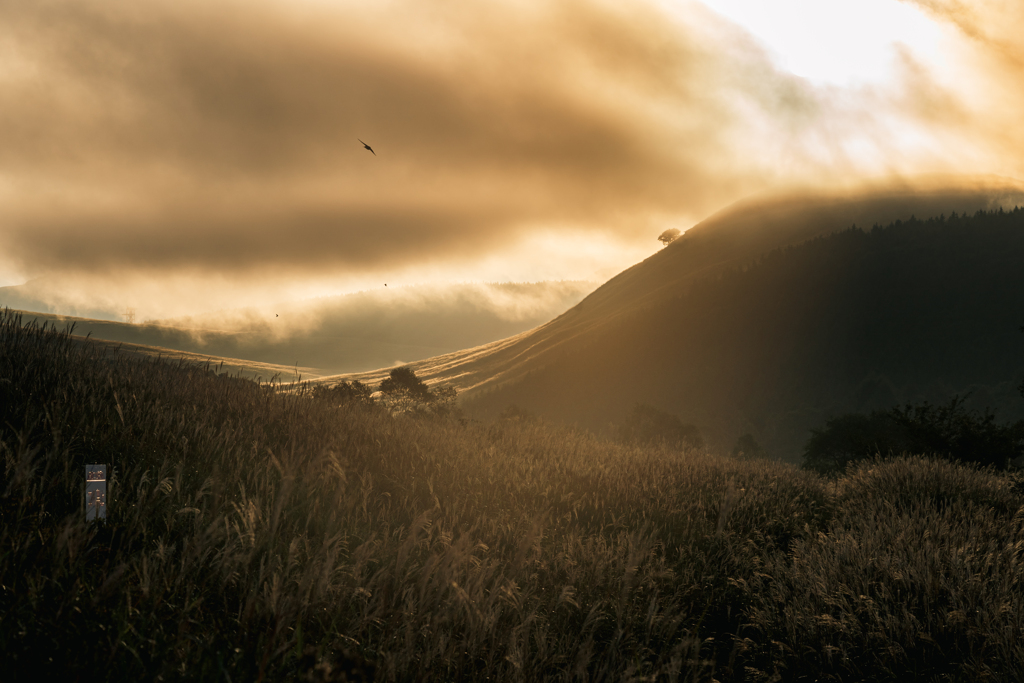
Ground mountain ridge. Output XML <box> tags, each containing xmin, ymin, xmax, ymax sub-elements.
<box><xmin>322</xmin><ymin>179</ymin><xmax>1024</xmax><ymax>395</ymax></box>
<box><xmin>319</xmin><ymin>178</ymin><xmax>1024</xmax><ymax>460</ymax></box>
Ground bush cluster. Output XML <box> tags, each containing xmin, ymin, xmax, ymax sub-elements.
<box><xmin>310</xmin><ymin>367</ymin><xmax>457</xmax><ymax>418</ymax></box>
<box><xmin>803</xmin><ymin>396</ymin><xmax>1024</xmax><ymax>473</ymax></box>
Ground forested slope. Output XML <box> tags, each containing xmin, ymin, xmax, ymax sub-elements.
<box><xmin>465</xmin><ymin>209</ymin><xmax>1024</xmax><ymax>458</ymax></box>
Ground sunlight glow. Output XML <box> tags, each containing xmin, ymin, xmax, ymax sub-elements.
<box><xmin>693</xmin><ymin>0</ymin><xmax>946</xmax><ymax>86</ymax></box>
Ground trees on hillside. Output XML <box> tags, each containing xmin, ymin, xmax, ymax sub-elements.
<box><xmin>802</xmin><ymin>413</ymin><xmax>907</xmax><ymax>473</ymax></box>
<box><xmin>310</xmin><ymin>380</ymin><xmax>373</xmax><ymax>406</ymax></box>
<box><xmin>379</xmin><ymin>367</ymin><xmax>457</xmax><ymax>415</ymax></box>
<box><xmin>311</xmin><ymin>367</ymin><xmax>456</xmax><ymax>416</ymax></box>
<box><xmin>802</xmin><ymin>396</ymin><xmax>1024</xmax><ymax>474</ymax></box>
<box><xmin>380</xmin><ymin>367</ymin><xmax>431</xmax><ymax>405</ymax></box>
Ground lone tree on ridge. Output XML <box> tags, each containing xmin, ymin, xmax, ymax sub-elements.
<box><xmin>658</xmin><ymin>228</ymin><xmax>681</xmax><ymax>246</ymax></box>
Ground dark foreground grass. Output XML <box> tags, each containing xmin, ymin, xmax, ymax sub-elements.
<box><xmin>2</xmin><ymin>309</ymin><xmax>1023</xmax><ymax>681</ymax></box>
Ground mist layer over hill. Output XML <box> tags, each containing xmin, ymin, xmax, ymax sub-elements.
<box><xmin>1</xmin><ymin>281</ymin><xmax>595</xmax><ymax>375</ymax></box>
<box><xmin>324</xmin><ymin>180</ymin><xmax>1024</xmax><ymax>460</ymax></box>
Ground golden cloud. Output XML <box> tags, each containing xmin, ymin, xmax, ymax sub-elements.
<box><xmin>0</xmin><ymin>0</ymin><xmax>1020</xmax><ymax>316</ymax></box>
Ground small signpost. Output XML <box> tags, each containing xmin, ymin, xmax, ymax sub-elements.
<box><xmin>86</xmin><ymin>464</ymin><xmax>107</xmax><ymax>521</ymax></box>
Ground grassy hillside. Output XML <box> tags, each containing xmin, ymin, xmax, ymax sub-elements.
<box><xmin>321</xmin><ymin>179</ymin><xmax>1024</xmax><ymax>398</ymax></box>
<box><xmin>462</xmin><ymin>209</ymin><xmax>1024</xmax><ymax>459</ymax></box>
<box><xmin>3</xmin><ymin>310</ymin><xmax>1024</xmax><ymax>681</ymax></box>
<box><xmin>75</xmin><ymin>336</ymin><xmax>324</xmax><ymax>381</ymax></box>
<box><xmin>457</xmin><ymin>209</ymin><xmax>1024</xmax><ymax>455</ymax></box>
<box><xmin>330</xmin><ymin>199</ymin><xmax>1024</xmax><ymax>461</ymax></box>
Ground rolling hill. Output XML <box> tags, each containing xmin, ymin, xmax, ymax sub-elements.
<box><xmin>322</xmin><ymin>178</ymin><xmax>1024</xmax><ymax>460</ymax></box>
<box><xmin>2</xmin><ymin>281</ymin><xmax>595</xmax><ymax>376</ymax></box>
<box><xmin>0</xmin><ymin>311</ymin><xmax>324</xmax><ymax>380</ymax></box>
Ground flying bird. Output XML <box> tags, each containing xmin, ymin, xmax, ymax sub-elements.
<box><xmin>359</xmin><ymin>139</ymin><xmax>376</xmax><ymax>155</ymax></box>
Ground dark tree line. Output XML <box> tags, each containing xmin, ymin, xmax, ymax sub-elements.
<box><xmin>803</xmin><ymin>288</ymin><xmax>1024</xmax><ymax>474</ymax></box>
<box><xmin>802</xmin><ymin>395</ymin><xmax>1024</xmax><ymax>473</ymax></box>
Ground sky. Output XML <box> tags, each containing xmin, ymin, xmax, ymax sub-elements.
<box><xmin>1</xmin><ymin>0</ymin><xmax>1023</xmax><ymax>319</ymax></box>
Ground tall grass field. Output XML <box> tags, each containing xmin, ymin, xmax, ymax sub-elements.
<box><xmin>2</xmin><ymin>309</ymin><xmax>1023</xmax><ymax>681</ymax></box>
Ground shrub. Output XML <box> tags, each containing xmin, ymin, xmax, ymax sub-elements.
<box><xmin>310</xmin><ymin>379</ymin><xmax>374</xmax><ymax>406</ymax></box>
<box><xmin>378</xmin><ymin>366</ymin><xmax>457</xmax><ymax>416</ymax></box>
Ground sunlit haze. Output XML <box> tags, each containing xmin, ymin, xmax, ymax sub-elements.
<box><xmin>1</xmin><ymin>0</ymin><xmax>1022</xmax><ymax>319</ymax></box>
<box><xmin>694</xmin><ymin>0</ymin><xmax>946</xmax><ymax>85</ymax></box>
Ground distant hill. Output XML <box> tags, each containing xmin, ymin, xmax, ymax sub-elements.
<box><xmin>2</xmin><ymin>281</ymin><xmax>595</xmax><ymax>375</ymax></box>
<box><xmin>323</xmin><ymin>179</ymin><xmax>1024</xmax><ymax>461</ymax></box>
<box><xmin>0</xmin><ymin>281</ymin><xmax>118</xmax><ymax>321</ymax></box>
<box><xmin>0</xmin><ymin>311</ymin><xmax>323</xmax><ymax>380</ymax></box>
<box><xmin>76</xmin><ymin>337</ymin><xmax>323</xmax><ymax>382</ymax></box>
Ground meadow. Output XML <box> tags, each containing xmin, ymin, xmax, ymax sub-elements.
<box><xmin>2</xmin><ymin>309</ymin><xmax>1023</xmax><ymax>681</ymax></box>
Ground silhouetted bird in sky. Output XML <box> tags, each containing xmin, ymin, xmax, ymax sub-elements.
<box><xmin>359</xmin><ymin>139</ymin><xmax>376</xmax><ymax>155</ymax></box>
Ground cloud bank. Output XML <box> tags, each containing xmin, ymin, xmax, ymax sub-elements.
<box><xmin>0</xmin><ymin>0</ymin><xmax>1020</xmax><ymax>316</ymax></box>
